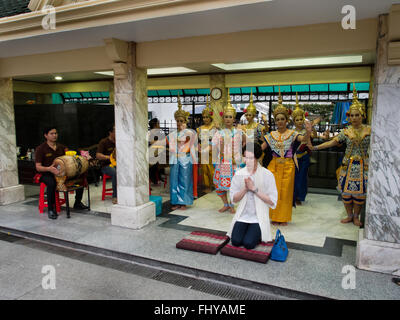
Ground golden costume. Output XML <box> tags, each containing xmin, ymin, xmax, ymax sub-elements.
<box><xmin>197</xmin><ymin>97</ymin><xmax>216</xmax><ymax>189</ymax></box>
<box><xmin>239</xmin><ymin>91</ymin><xmax>267</xmax><ymax>144</ymax></box>
<box><xmin>263</xmin><ymin>90</ymin><xmax>300</xmax><ymax>223</ymax></box>
<box><xmin>212</xmin><ymin>90</ymin><xmax>242</xmax><ymax>200</ymax></box>
<box><xmin>334</xmin><ymin>87</ymin><xmax>370</xmax><ymax>205</ymax></box>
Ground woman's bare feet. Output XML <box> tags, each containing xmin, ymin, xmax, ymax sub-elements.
<box><xmin>353</xmin><ymin>215</ymin><xmax>362</xmax><ymax>227</ymax></box>
<box><xmin>179</xmin><ymin>205</ymin><xmax>187</xmax><ymax>210</ymax></box>
<box><xmin>171</xmin><ymin>205</ymin><xmax>180</xmax><ymax>210</ymax></box>
<box><xmin>218</xmin><ymin>205</ymin><xmax>230</xmax><ymax>213</ymax></box>
<box><xmin>279</xmin><ymin>222</ymin><xmax>288</xmax><ymax>226</ymax></box>
<box><xmin>229</xmin><ymin>206</ymin><xmax>235</xmax><ymax>214</ymax></box>
<box><xmin>341</xmin><ymin>215</ymin><xmax>353</xmax><ymax>224</ymax></box>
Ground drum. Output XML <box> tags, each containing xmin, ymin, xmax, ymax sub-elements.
<box><xmin>53</xmin><ymin>155</ymin><xmax>89</xmax><ymax>191</ymax></box>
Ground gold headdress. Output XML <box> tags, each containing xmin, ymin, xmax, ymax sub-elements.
<box><xmin>348</xmin><ymin>84</ymin><xmax>366</xmax><ymax>119</ymax></box>
<box><xmin>174</xmin><ymin>94</ymin><xmax>190</xmax><ymax>122</ymax></box>
<box><xmin>201</xmin><ymin>95</ymin><xmax>213</xmax><ymax>118</ymax></box>
<box><xmin>291</xmin><ymin>92</ymin><xmax>305</xmax><ymax>120</ymax></box>
<box><xmin>223</xmin><ymin>88</ymin><xmax>236</xmax><ymax>117</ymax></box>
<box><xmin>245</xmin><ymin>89</ymin><xmax>257</xmax><ymax>115</ymax></box>
<box><xmin>273</xmin><ymin>87</ymin><xmax>289</xmax><ymax>120</ymax></box>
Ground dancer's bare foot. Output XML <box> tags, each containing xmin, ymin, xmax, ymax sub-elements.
<box><xmin>171</xmin><ymin>205</ymin><xmax>180</xmax><ymax>210</ymax></box>
<box><xmin>218</xmin><ymin>205</ymin><xmax>230</xmax><ymax>213</ymax></box>
<box><xmin>179</xmin><ymin>205</ymin><xmax>187</xmax><ymax>210</ymax></box>
<box><xmin>295</xmin><ymin>200</ymin><xmax>302</xmax><ymax>206</ymax></box>
<box><xmin>341</xmin><ymin>215</ymin><xmax>353</xmax><ymax>224</ymax></box>
<box><xmin>353</xmin><ymin>215</ymin><xmax>362</xmax><ymax>227</ymax></box>
<box><xmin>229</xmin><ymin>206</ymin><xmax>235</xmax><ymax>214</ymax></box>
<box><xmin>279</xmin><ymin>222</ymin><xmax>288</xmax><ymax>226</ymax></box>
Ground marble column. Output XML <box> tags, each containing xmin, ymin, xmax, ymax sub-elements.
<box><xmin>356</xmin><ymin>15</ymin><xmax>400</xmax><ymax>275</ymax></box>
<box><xmin>209</xmin><ymin>74</ymin><xmax>227</xmax><ymax>127</ymax></box>
<box><xmin>0</xmin><ymin>78</ymin><xmax>25</xmax><ymax>206</ymax></box>
<box><xmin>110</xmin><ymin>42</ymin><xmax>155</xmax><ymax>229</ymax></box>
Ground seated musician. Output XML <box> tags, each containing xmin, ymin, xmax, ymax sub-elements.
<box><xmin>96</xmin><ymin>125</ymin><xmax>117</xmax><ymax>204</ymax></box>
<box><xmin>35</xmin><ymin>126</ymin><xmax>88</xmax><ymax>220</ymax></box>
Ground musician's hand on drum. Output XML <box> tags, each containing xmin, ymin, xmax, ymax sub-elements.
<box><xmin>49</xmin><ymin>166</ymin><xmax>59</xmax><ymax>175</ymax></box>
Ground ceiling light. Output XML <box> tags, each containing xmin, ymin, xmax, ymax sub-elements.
<box><xmin>54</xmin><ymin>76</ymin><xmax>63</xmax><ymax>80</ymax></box>
<box><xmin>94</xmin><ymin>71</ymin><xmax>114</xmax><ymax>76</ymax></box>
<box><xmin>212</xmin><ymin>55</ymin><xmax>363</xmax><ymax>71</ymax></box>
<box><xmin>147</xmin><ymin>67</ymin><xmax>197</xmax><ymax>75</ymax></box>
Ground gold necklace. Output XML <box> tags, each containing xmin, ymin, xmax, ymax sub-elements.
<box><xmin>352</xmin><ymin>125</ymin><xmax>364</xmax><ymax>144</ymax></box>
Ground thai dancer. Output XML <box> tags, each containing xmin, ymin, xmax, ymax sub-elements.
<box><xmin>261</xmin><ymin>89</ymin><xmax>312</xmax><ymax>226</ymax></box>
<box><xmin>197</xmin><ymin>96</ymin><xmax>216</xmax><ymax>193</ymax></box>
<box><xmin>307</xmin><ymin>85</ymin><xmax>369</xmax><ymax>227</ymax></box>
<box><xmin>212</xmin><ymin>90</ymin><xmax>243</xmax><ymax>213</ymax></box>
<box><xmin>167</xmin><ymin>98</ymin><xmax>196</xmax><ymax>210</ymax></box>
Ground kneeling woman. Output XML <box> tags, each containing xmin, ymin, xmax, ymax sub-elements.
<box><xmin>227</xmin><ymin>143</ymin><xmax>278</xmax><ymax>249</ymax></box>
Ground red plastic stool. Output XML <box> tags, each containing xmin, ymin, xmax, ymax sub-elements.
<box><xmin>38</xmin><ymin>182</ymin><xmax>66</xmax><ymax>214</ymax></box>
<box><xmin>102</xmin><ymin>174</ymin><xmax>113</xmax><ymax>200</ymax></box>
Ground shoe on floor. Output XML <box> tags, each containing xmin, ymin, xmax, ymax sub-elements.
<box><xmin>73</xmin><ymin>202</ymin><xmax>89</xmax><ymax>210</ymax></box>
<box><xmin>112</xmin><ymin>197</ymin><xmax>118</xmax><ymax>204</ymax></box>
<box><xmin>47</xmin><ymin>210</ymin><xmax>57</xmax><ymax>220</ymax></box>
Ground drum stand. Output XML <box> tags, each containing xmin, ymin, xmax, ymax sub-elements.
<box><xmin>63</xmin><ymin>184</ymin><xmax>91</xmax><ymax>218</ymax></box>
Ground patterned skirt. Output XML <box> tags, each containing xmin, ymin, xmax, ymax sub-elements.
<box><xmin>213</xmin><ymin>156</ymin><xmax>237</xmax><ymax>196</ymax></box>
<box><xmin>338</xmin><ymin>157</ymin><xmax>368</xmax><ymax>200</ymax></box>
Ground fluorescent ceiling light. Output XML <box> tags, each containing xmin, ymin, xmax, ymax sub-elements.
<box><xmin>54</xmin><ymin>76</ymin><xmax>63</xmax><ymax>80</ymax></box>
<box><xmin>94</xmin><ymin>71</ymin><xmax>114</xmax><ymax>76</ymax></box>
<box><xmin>147</xmin><ymin>67</ymin><xmax>197</xmax><ymax>75</ymax></box>
<box><xmin>212</xmin><ymin>55</ymin><xmax>363</xmax><ymax>71</ymax></box>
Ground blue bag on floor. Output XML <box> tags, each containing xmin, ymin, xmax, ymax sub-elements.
<box><xmin>270</xmin><ymin>229</ymin><xmax>288</xmax><ymax>262</ymax></box>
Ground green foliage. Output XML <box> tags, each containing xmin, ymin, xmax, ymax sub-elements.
<box><xmin>271</xmin><ymin>103</ymin><xmax>334</xmax><ymax>123</ymax></box>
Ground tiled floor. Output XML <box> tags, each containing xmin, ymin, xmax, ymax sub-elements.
<box><xmin>1</xmin><ymin>196</ymin><xmax>398</xmax><ymax>300</ymax></box>
<box><xmin>165</xmin><ymin>192</ymin><xmax>358</xmax><ymax>248</ymax></box>
<box><xmin>0</xmin><ymin>183</ymin><xmax>398</xmax><ymax>300</ymax></box>
<box><xmin>22</xmin><ymin>182</ymin><xmax>358</xmax><ymax>249</ymax></box>
<box><xmin>23</xmin><ymin>180</ymin><xmax>171</xmax><ymax>215</ymax></box>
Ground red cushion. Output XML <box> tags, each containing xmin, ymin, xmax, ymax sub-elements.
<box><xmin>220</xmin><ymin>241</ymin><xmax>274</xmax><ymax>263</ymax></box>
<box><xmin>176</xmin><ymin>231</ymin><xmax>229</xmax><ymax>255</ymax></box>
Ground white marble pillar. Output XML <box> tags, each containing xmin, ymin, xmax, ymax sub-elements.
<box><xmin>356</xmin><ymin>15</ymin><xmax>400</xmax><ymax>275</ymax></box>
<box><xmin>110</xmin><ymin>42</ymin><xmax>155</xmax><ymax>229</ymax></box>
<box><xmin>0</xmin><ymin>78</ymin><xmax>25</xmax><ymax>205</ymax></box>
